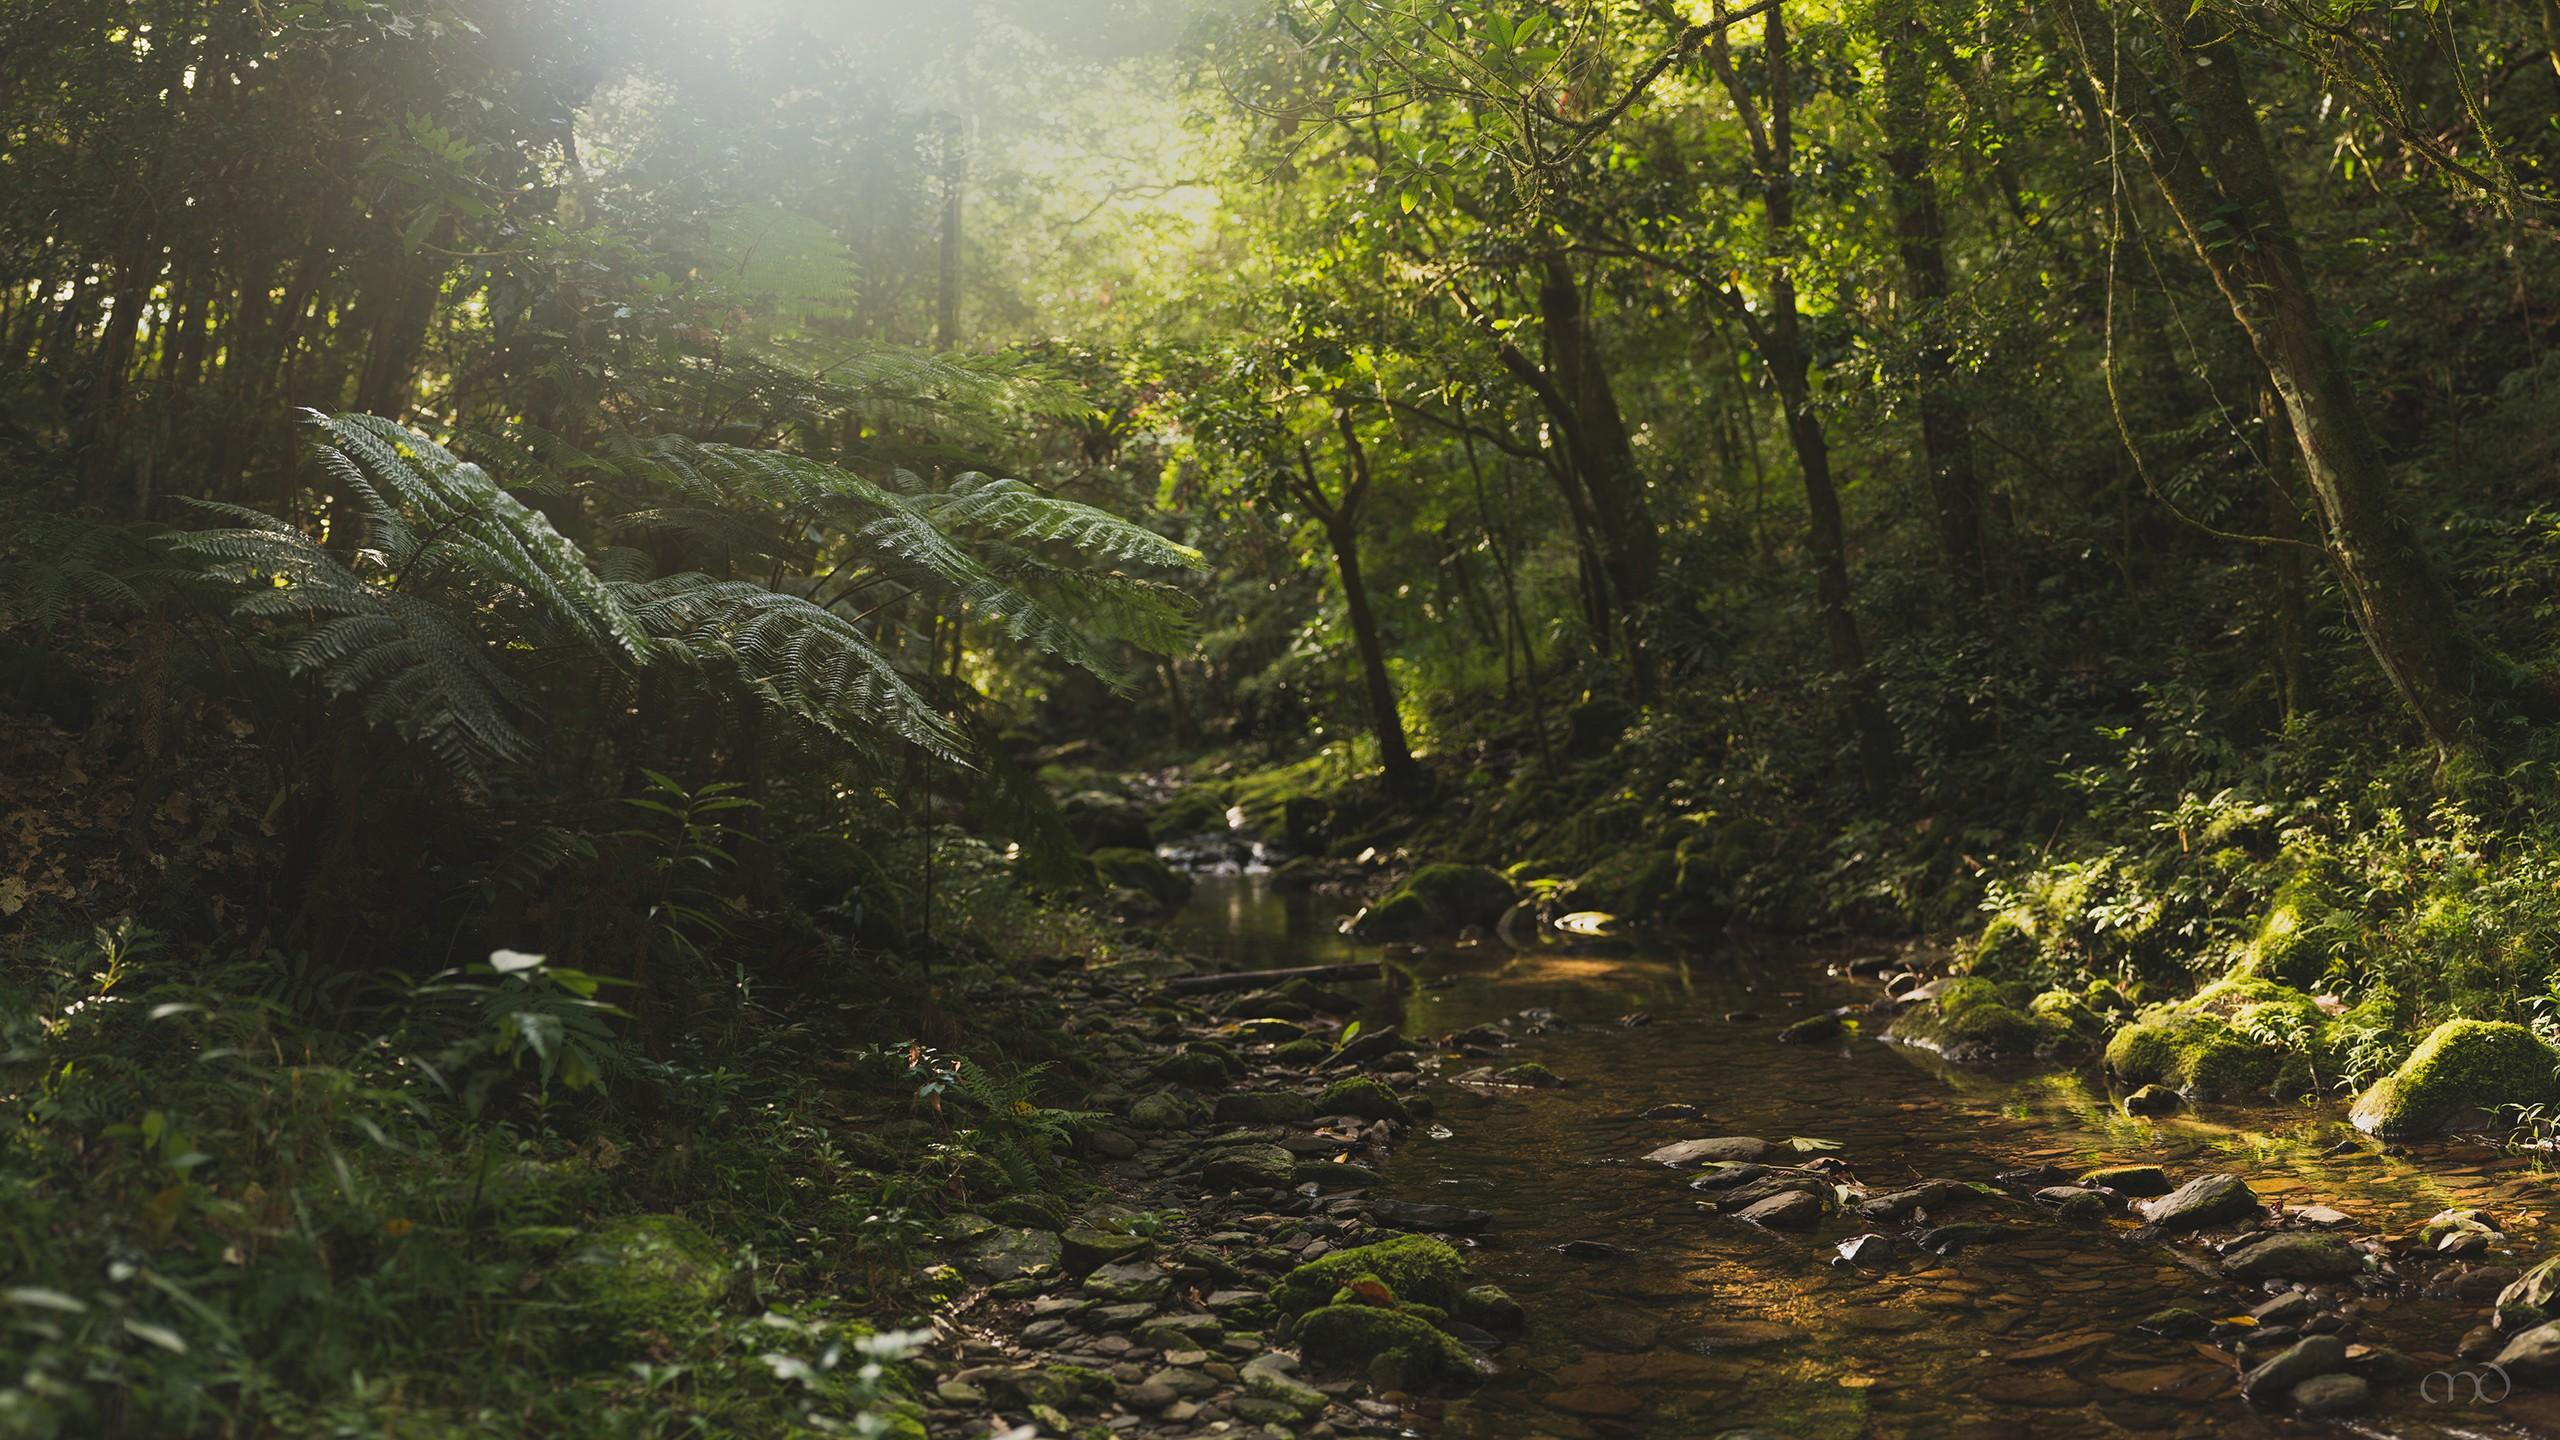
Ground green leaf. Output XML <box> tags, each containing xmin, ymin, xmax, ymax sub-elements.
<box><xmin>3</xmin><ymin>1288</ymin><xmax>87</xmax><ymax>1314</ymax></box>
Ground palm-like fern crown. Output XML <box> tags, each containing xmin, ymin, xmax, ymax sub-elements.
<box><xmin>170</xmin><ymin>411</ymin><xmax>1198</xmax><ymax>787</ymax></box>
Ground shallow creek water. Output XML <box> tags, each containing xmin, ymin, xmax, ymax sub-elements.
<box><xmin>1164</xmin><ymin>873</ymin><xmax>2560</xmax><ymax>1439</ymax></box>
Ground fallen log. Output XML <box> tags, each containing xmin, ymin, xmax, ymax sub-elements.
<box><xmin>1160</xmin><ymin>960</ymin><xmax>1385</xmax><ymax>994</ymax></box>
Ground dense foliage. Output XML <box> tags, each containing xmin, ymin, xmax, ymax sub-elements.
<box><xmin>7</xmin><ymin>0</ymin><xmax>2560</xmax><ymax>1432</ymax></box>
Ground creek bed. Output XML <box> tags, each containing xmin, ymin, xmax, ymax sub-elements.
<box><xmin>1167</xmin><ymin>872</ymin><xmax>2560</xmax><ymax>1438</ymax></box>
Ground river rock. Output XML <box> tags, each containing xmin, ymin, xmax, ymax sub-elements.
<box><xmin>1202</xmin><ymin>1143</ymin><xmax>1294</xmax><ymax>1190</ymax></box>
<box><xmin>1084</xmin><ymin>1259</ymin><xmax>1173</xmax><ymax>1303</ymax></box>
<box><xmin>1917</xmin><ymin>1221</ymin><xmax>2009</xmax><ymax>1254</ymax></box>
<box><xmin>2033</xmin><ymin>1186</ymin><xmax>2110</xmax><ymax>1222</ymax></box>
<box><xmin>2251</xmin><ymin>1291</ymin><xmax>2315</xmax><ymax>1327</ymax></box>
<box><xmin>1240</xmin><ymin>1353</ymin><xmax>1328</xmax><ymax>1418</ymax></box>
<box><xmin>1836</xmin><ymin>1233</ymin><xmax>1895</xmax><ymax>1265</ymax></box>
<box><xmin>1691</xmin><ymin>1163</ymin><xmax>1772</xmax><ymax>1191</ymax></box>
<box><xmin>2140</xmin><ymin>1173</ymin><xmax>2258</xmax><ymax>1231</ymax></box>
<box><xmin>2223</xmin><ymin>1233</ymin><xmax>2361</xmax><ymax>1282</ymax></box>
<box><xmin>1214</xmin><ymin>1091</ymin><xmax>1315</xmax><ymax>1124</ymax></box>
<box><xmin>2495</xmin><ymin>1321</ymin><xmax>2560</xmax><ymax>1378</ymax></box>
<box><xmin>2078</xmin><ymin>1163</ymin><xmax>2171</xmax><ymax>1196</ymax></box>
<box><xmin>1735</xmin><ymin>1190</ymin><xmax>1824</xmax><ymax>1230</ymax></box>
<box><xmin>2123</xmin><ymin>1084</ymin><xmax>2182</xmax><ymax>1116</ymax></box>
<box><xmin>1365</xmin><ymin>1198</ymin><xmax>1495</xmax><ymax>1234</ymax></box>
<box><xmin>1857</xmin><ymin>1180</ymin><xmax>1975</xmax><ymax>1222</ymax></box>
<box><xmin>1646</xmin><ymin>1136</ymin><xmax>1769</xmax><ymax>1167</ymax></box>
<box><xmin>1778</xmin><ymin>1013</ymin><xmax>1842</xmax><ymax>1043</ymax></box>
<box><xmin>2289</xmin><ymin>1373</ymin><xmax>2368</xmax><ymax>1415</ymax></box>
<box><xmin>1061</xmin><ymin>1228</ymin><xmax>1150</xmax><ymax>1274</ymax></box>
<box><xmin>2239</xmin><ymin>1334</ymin><xmax>2346</xmax><ymax>1403</ymax></box>
<box><xmin>964</xmin><ymin>1226</ymin><xmax>1063</xmax><ymax>1281</ymax></box>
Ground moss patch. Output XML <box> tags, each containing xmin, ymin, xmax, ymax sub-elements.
<box><xmin>2349</xmin><ymin>1019</ymin><xmax>2560</xmax><ymax>1138</ymax></box>
<box><xmin>559</xmin><ymin>1214</ymin><xmax>733</xmax><ymax>1340</ymax></box>
<box><xmin>1271</xmin><ymin>1234</ymin><xmax>1464</xmax><ymax>1316</ymax></box>
<box><xmin>1317</xmin><ymin>1076</ymin><xmax>1411</xmax><ymax>1122</ymax></box>
<box><xmin>1091</xmin><ymin>847</ymin><xmax>1192</xmax><ymax>914</ymax></box>
<box><xmin>1563</xmin><ymin>846</ymin><xmax>1679</xmax><ymax>921</ymax></box>
<box><xmin>1885</xmin><ymin>978</ymin><xmax>2044</xmax><ymax>1062</ymax></box>
<box><xmin>1292</xmin><ymin>1304</ymin><xmax>1484</xmax><ymax>1388</ymax></box>
<box><xmin>2102</xmin><ymin>975</ymin><xmax>2333</xmax><ymax>1101</ymax></box>
<box><xmin>1352</xmin><ymin>863</ymin><xmax>1514</xmax><ymax>939</ymax></box>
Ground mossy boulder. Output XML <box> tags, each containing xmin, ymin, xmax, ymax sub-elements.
<box><xmin>1091</xmin><ymin>847</ymin><xmax>1192</xmax><ymax>916</ymax></box>
<box><xmin>1272</xmin><ymin>1037</ymin><xmax>1332</xmax><ymax>1065</ymax></box>
<box><xmin>1562</xmin><ymin>846</ymin><xmax>1679</xmax><ymax>921</ymax></box>
<box><xmin>1293</xmin><ymin>1304</ymin><xmax>1487</xmax><ymax>1389</ymax></box>
<box><xmin>1455</xmin><ymin>1284</ymin><xmax>1524</xmax><ymax>1331</ymax></box>
<box><xmin>2102</xmin><ymin>975</ymin><xmax>2327</xmax><ymax>1100</ymax></box>
<box><xmin>1967</xmin><ymin>907</ymin><xmax>2042</xmax><ymax>975</ymax></box>
<box><xmin>1061</xmin><ymin>790</ymin><xmax>1151</xmax><ymax>850</ymax></box>
<box><xmin>1884</xmin><ymin>978</ymin><xmax>2043</xmax><ymax>1062</ymax></box>
<box><xmin>1271</xmin><ymin>1234</ymin><xmax>1465</xmax><ymax>1316</ymax></box>
<box><xmin>2241</xmin><ymin>871</ymin><xmax>2353</xmax><ymax>989</ymax></box>
<box><xmin>559</xmin><ymin>1214</ymin><xmax>734</xmax><ymax>1339</ymax></box>
<box><xmin>1351</xmin><ymin>864</ymin><xmax>1515</xmax><ymax>940</ymax></box>
<box><xmin>2349</xmin><ymin>1019</ymin><xmax>2560</xmax><ymax>1138</ymax></box>
<box><xmin>1149</xmin><ymin>787</ymin><xmax>1234</xmax><ymax>842</ymax></box>
<box><xmin>1317</xmin><ymin>1076</ymin><xmax>1411</xmax><ymax>1123</ymax></box>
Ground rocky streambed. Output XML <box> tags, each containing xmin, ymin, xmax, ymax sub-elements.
<box><xmin>916</xmin><ymin>872</ymin><xmax>2560</xmax><ymax>1438</ymax></box>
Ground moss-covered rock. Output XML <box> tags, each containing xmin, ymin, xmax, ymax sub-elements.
<box><xmin>2241</xmin><ymin>870</ymin><xmax>2353</xmax><ymax>989</ymax></box>
<box><xmin>2349</xmin><ymin>1019</ymin><xmax>2560</xmax><ymax>1138</ymax></box>
<box><xmin>2102</xmin><ymin>975</ymin><xmax>2328</xmax><ymax>1100</ymax></box>
<box><xmin>1351</xmin><ymin>864</ymin><xmax>1514</xmax><ymax>940</ymax></box>
<box><xmin>1271</xmin><ymin>1234</ymin><xmax>1465</xmax><ymax>1316</ymax></box>
<box><xmin>1272</xmin><ymin>1037</ymin><xmax>1332</xmax><ymax>1065</ymax></box>
<box><xmin>1061</xmin><ymin>790</ymin><xmax>1151</xmax><ymax>850</ymax></box>
<box><xmin>1562</xmin><ymin>846</ymin><xmax>1679</xmax><ymax>921</ymax></box>
<box><xmin>1455</xmin><ymin>1284</ymin><xmax>1524</xmax><ymax>1331</ymax></box>
<box><xmin>1092</xmin><ymin>847</ymin><xmax>1193</xmax><ymax>916</ymax></box>
<box><xmin>1884</xmin><ymin>978</ymin><xmax>2042</xmax><ymax>1062</ymax></box>
<box><xmin>559</xmin><ymin>1214</ymin><xmax>733</xmax><ymax>1339</ymax></box>
<box><xmin>1149</xmin><ymin>787</ymin><xmax>1234</xmax><ymax>841</ymax></box>
<box><xmin>1317</xmin><ymin>1076</ymin><xmax>1411</xmax><ymax>1123</ymax></box>
<box><xmin>1292</xmin><ymin>1304</ymin><xmax>1486</xmax><ymax>1389</ymax></box>
<box><xmin>1968</xmin><ymin>907</ymin><xmax>2042</xmax><ymax>975</ymax></box>
<box><xmin>1215</xmin><ymin>1090</ymin><xmax>1315</xmax><ymax>1124</ymax></box>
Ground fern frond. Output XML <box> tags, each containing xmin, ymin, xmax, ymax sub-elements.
<box><xmin>614</xmin><ymin>573</ymin><xmax>964</xmax><ymax>762</ymax></box>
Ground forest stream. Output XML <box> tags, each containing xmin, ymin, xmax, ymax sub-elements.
<box><xmin>1165</xmin><ymin>872</ymin><xmax>2560</xmax><ymax>1439</ymax></box>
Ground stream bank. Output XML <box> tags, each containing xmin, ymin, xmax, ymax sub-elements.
<box><xmin>936</xmin><ymin>869</ymin><xmax>2560</xmax><ymax>1439</ymax></box>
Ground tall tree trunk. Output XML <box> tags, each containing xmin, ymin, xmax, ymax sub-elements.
<box><xmin>2063</xmin><ymin>0</ymin><xmax>2516</xmax><ymax>750</ymax></box>
<box><xmin>1328</xmin><ymin>516</ymin><xmax>1418</xmax><ymax>788</ymax></box>
<box><xmin>1331</xmin><ymin>412</ymin><xmax>1420</xmax><ymax>789</ymax></box>
<box><xmin>2261</xmin><ymin>378</ymin><xmax>2311</xmax><ymax>723</ymax></box>
<box><xmin>1882</xmin><ymin>8</ymin><xmax>1989</xmax><ymax>592</ymax></box>
<box><xmin>1713</xmin><ymin>5</ymin><xmax>1898</xmax><ymax>794</ymax></box>
<box><xmin>1537</xmin><ymin>257</ymin><xmax>1659</xmax><ymax>695</ymax></box>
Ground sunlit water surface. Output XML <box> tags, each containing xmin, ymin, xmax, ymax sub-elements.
<box><xmin>1166</xmin><ymin>872</ymin><xmax>2560</xmax><ymax>1439</ymax></box>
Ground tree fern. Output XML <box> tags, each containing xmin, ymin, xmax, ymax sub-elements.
<box><xmin>612</xmin><ymin>573</ymin><xmax>964</xmax><ymax>761</ymax></box>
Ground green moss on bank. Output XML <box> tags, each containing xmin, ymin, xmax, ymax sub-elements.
<box><xmin>2349</xmin><ymin>1019</ymin><xmax>2560</xmax><ymax>1137</ymax></box>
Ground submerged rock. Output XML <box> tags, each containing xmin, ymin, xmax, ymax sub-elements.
<box><xmin>2122</xmin><ymin>1084</ymin><xmax>2181</xmax><ymax>1117</ymax></box>
<box><xmin>2079</xmin><ymin>1163</ymin><xmax>2171</xmax><ymax>1196</ymax></box>
<box><xmin>1365</xmin><ymin>1198</ymin><xmax>1495</xmax><ymax>1235</ymax></box>
<box><xmin>2348</xmin><ymin>1019</ymin><xmax>2560</xmax><ymax>1138</ymax></box>
<box><xmin>2140</xmin><ymin>1174</ymin><xmax>2259</xmax><ymax>1232</ymax></box>
<box><xmin>2239</xmin><ymin>1334</ymin><xmax>2346</xmax><ymax>1404</ymax></box>
<box><xmin>1644</xmin><ymin>1136</ymin><xmax>1769</xmax><ymax>1167</ymax></box>
<box><xmin>1777</xmin><ymin>1012</ymin><xmax>1844</xmax><ymax>1043</ymax></box>
<box><xmin>1734</xmin><ymin>1190</ymin><xmax>1825</xmax><ymax>1229</ymax></box>
<box><xmin>2221</xmin><ymin>1233</ymin><xmax>2361</xmax><ymax>1282</ymax></box>
<box><xmin>2289</xmin><ymin>1372</ymin><xmax>2369</xmax><ymax>1416</ymax></box>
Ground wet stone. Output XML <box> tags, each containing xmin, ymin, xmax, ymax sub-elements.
<box><xmin>2140</xmin><ymin>1173</ymin><xmax>2259</xmax><ymax>1232</ymax></box>
<box><xmin>2222</xmin><ymin>1233</ymin><xmax>2361</xmax><ymax>1282</ymax></box>
<box><xmin>2239</xmin><ymin>1335</ymin><xmax>2347</xmax><ymax>1404</ymax></box>
<box><xmin>1645</xmin><ymin>1136</ymin><xmax>1770</xmax><ymax>1167</ymax></box>
<box><xmin>2289</xmin><ymin>1372</ymin><xmax>2369</xmax><ymax>1415</ymax></box>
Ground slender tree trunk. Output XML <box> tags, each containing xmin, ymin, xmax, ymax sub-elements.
<box><xmin>1329</xmin><ymin>412</ymin><xmax>1420</xmax><ymax>789</ymax></box>
<box><xmin>2064</xmin><ymin>0</ymin><xmax>2517</xmax><ymax>750</ymax></box>
<box><xmin>1715</xmin><ymin>6</ymin><xmax>1898</xmax><ymax>794</ymax></box>
<box><xmin>1882</xmin><ymin>9</ymin><xmax>1989</xmax><ymax>592</ymax></box>
<box><xmin>1328</xmin><ymin>516</ymin><xmax>1418</xmax><ymax>788</ymax></box>
<box><xmin>1537</xmin><ymin>257</ymin><xmax>1658</xmax><ymax>695</ymax></box>
<box><xmin>2260</xmin><ymin>378</ymin><xmax>2311</xmax><ymax>723</ymax></box>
